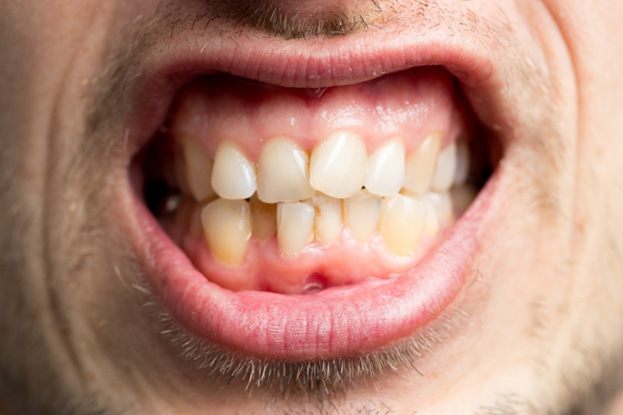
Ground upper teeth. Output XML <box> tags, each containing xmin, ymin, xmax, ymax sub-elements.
<box><xmin>179</xmin><ymin>131</ymin><xmax>473</xmax><ymax>263</ymax></box>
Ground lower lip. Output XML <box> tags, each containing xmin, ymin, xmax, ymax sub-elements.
<box><xmin>126</xmin><ymin>173</ymin><xmax>497</xmax><ymax>361</ymax></box>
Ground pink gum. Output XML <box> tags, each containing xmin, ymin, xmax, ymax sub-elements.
<box><xmin>170</xmin><ymin>67</ymin><xmax>468</xmax><ymax>158</ymax></box>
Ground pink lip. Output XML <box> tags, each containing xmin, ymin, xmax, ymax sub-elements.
<box><xmin>120</xmin><ymin>32</ymin><xmax>506</xmax><ymax>359</ymax></box>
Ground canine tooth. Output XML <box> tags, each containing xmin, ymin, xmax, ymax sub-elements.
<box><xmin>451</xmin><ymin>185</ymin><xmax>477</xmax><ymax>216</ymax></box>
<box><xmin>454</xmin><ymin>141</ymin><xmax>470</xmax><ymax>185</ymax></box>
<box><xmin>257</xmin><ymin>137</ymin><xmax>314</xmax><ymax>203</ymax></box>
<box><xmin>181</xmin><ymin>138</ymin><xmax>214</xmax><ymax>201</ymax></box>
<box><xmin>277</xmin><ymin>202</ymin><xmax>315</xmax><ymax>257</ymax></box>
<box><xmin>310</xmin><ymin>131</ymin><xmax>367</xmax><ymax>198</ymax></box>
<box><xmin>431</xmin><ymin>142</ymin><xmax>457</xmax><ymax>192</ymax></box>
<box><xmin>427</xmin><ymin>192</ymin><xmax>453</xmax><ymax>227</ymax></box>
<box><xmin>211</xmin><ymin>141</ymin><xmax>256</xmax><ymax>200</ymax></box>
<box><xmin>344</xmin><ymin>190</ymin><xmax>381</xmax><ymax>243</ymax></box>
<box><xmin>364</xmin><ymin>139</ymin><xmax>405</xmax><ymax>197</ymax></box>
<box><xmin>380</xmin><ymin>194</ymin><xmax>424</xmax><ymax>256</ymax></box>
<box><xmin>201</xmin><ymin>199</ymin><xmax>251</xmax><ymax>267</ymax></box>
<box><xmin>311</xmin><ymin>194</ymin><xmax>342</xmax><ymax>244</ymax></box>
<box><xmin>250</xmin><ymin>196</ymin><xmax>276</xmax><ymax>240</ymax></box>
<box><xmin>403</xmin><ymin>134</ymin><xmax>441</xmax><ymax>195</ymax></box>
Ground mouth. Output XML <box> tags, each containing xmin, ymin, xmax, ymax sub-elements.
<box><xmin>121</xmin><ymin>32</ymin><xmax>506</xmax><ymax>361</ymax></box>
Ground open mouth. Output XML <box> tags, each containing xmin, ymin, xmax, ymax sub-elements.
<box><xmin>123</xmin><ymin>40</ymin><xmax>504</xmax><ymax>361</ymax></box>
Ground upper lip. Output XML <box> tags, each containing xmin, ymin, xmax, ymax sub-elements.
<box><xmin>120</xmin><ymin>26</ymin><xmax>508</xmax><ymax>359</ymax></box>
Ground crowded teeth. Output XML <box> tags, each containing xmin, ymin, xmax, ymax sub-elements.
<box><xmin>257</xmin><ymin>137</ymin><xmax>314</xmax><ymax>203</ymax></box>
<box><xmin>403</xmin><ymin>134</ymin><xmax>441</xmax><ymax>195</ymax></box>
<box><xmin>211</xmin><ymin>141</ymin><xmax>257</xmax><ymax>200</ymax></box>
<box><xmin>201</xmin><ymin>199</ymin><xmax>251</xmax><ymax>266</ymax></box>
<box><xmin>344</xmin><ymin>190</ymin><xmax>382</xmax><ymax>243</ymax></box>
<box><xmin>311</xmin><ymin>194</ymin><xmax>342</xmax><ymax>245</ymax></box>
<box><xmin>427</xmin><ymin>192</ymin><xmax>453</xmax><ymax>227</ymax></box>
<box><xmin>310</xmin><ymin>131</ymin><xmax>368</xmax><ymax>198</ymax></box>
<box><xmin>181</xmin><ymin>138</ymin><xmax>215</xmax><ymax>201</ymax></box>
<box><xmin>422</xmin><ymin>199</ymin><xmax>440</xmax><ymax>238</ymax></box>
<box><xmin>431</xmin><ymin>142</ymin><xmax>457</xmax><ymax>192</ymax></box>
<box><xmin>250</xmin><ymin>196</ymin><xmax>276</xmax><ymax>240</ymax></box>
<box><xmin>364</xmin><ymin>139</ymin><xmax>405</xmax><ymax>197</ymax></box>
<box><xmin>380</xmin><ymin>194</ymin><xmax>425</xmax><ymax>256</ymax></box>
<box><xmin>277</xmin><ymin>202</ymin><xmax>315</xmax><ymax>257</ymax></box>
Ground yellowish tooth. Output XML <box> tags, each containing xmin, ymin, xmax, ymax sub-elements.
<box><xmin>454</xmin><ymin>140</ymin><xmax>470</xmax><ymax>185</ymax></box>
<box><xmin>344</xmin><ymin>190</ymin><xmax>381</xmax><ymax>243</ymax></box>
<box><xmin>311</xmin><ymin>194</ymin><xmax>342</xmax><ymax>244</ymax></box>
<box><xmin>364</xmin><ymin>139</ymin><xmax>405</xmax><ymax>197</ymax></box>
<box><xmin>431</xmin><ymin>142</ymin><xmax>457</xmax><ymax>192</ymax></box>
<box><xmin>427</xmin><ymin>192</ymin><xmax>453</xmax><ymax>227</ymax></box>
<box><xmin>250</xmin><ymin>196</ymin><xmax>276</xmax><ymax>241</ymax></box>
<box><xmin>379</xmin><ymin>194</ymin><xmax>424</xmax><ymax>256</ymax></box>
<box><xmin>277</xmin><ymin>202</ymin><xmax>315</xmax><ymax>257</ymax></box>
<box><xmin>257</xmin><ymin>137</ymin><xmax>314</xmax><ymax>203</ymax></box>
<box><xmin>201</xmin><ymin>199</ymin><xmax>251</xmax><ymax>267</ymax></box>
<box><xmin>403</xmin><ymin>134</ymin><xmax>441</xmax><ymax>195</ymax></box>
<box><xmin>422</xmin><ymin>198</ymin><xmax>440</xmax><ymax>238</ymax></box>
<box><xmin>310</xmin><ymin>131</ymin><xmax>368</xmax><ymax>199</ymax></box>
<box><xmin>181</xmin><ymin>137</ymin><xmax>215</xmax><ymax>201</ymax></box>
<box><xmin>450</xmin><ymin>185</ymin><xmax>477</xmax><ymax>216</ymax></box>
<box><xmin>211</xmin><ymin>141</ymin><xmax>256</xmax><ymax>200</ymax></box>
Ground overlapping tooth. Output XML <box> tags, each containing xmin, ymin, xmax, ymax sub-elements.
<box><xmin>431</xmin><ymin>142</ymin><xmax>457</xmax><ymax>192</ymax></box>
<box><xmin>364</xmin><ymin>139</ymin><xmax>405</xmax><ymax>197</ymax></box>
<box><xmin>181</xmin><ymin>138</ymin><xmax>215</xmax><ymax>201</ymax></box>
<box><xmin>380</xmin><ymin>194</ymin><xmax>424</xmax><ymax>256</ymax></box>
<box><xmin>422</xmin><ymin>198</ymin><xmax>440</xmax><ymax>238</ymax></box>
<box><xmin>201</xmin><ymin>199</ymin><xmax>251</xmax><ymax>266</ymax></box>
<box><xmin>211</xmin><ymin>141</ymin><xmax>257</xmax><ymax>200</ymax></box>
<box><xmin>403</xmin><ymin>134</ymin><xmax>441</xmax><ymax>195</ymax></box>
<box><xmin>277</xmin><ymin>202</ymin><xmax>315</xmax><ymax>257</ymax></box>
<box><xmin>311</xmin><ymin>194</ymin><xmax>342</xmax><ymax>244</ymax></box>
<box><xmin>310</xmin><ymin>131</ymin><xmax>368</xmax><ymax>198</ymax></box>
<box><xmin>344</xmin><ymin>190</ymin><xmax>381</xmax><ymax>243</ymax></box>
<box><xmin>426</xmin><ymin>192</ymin><xmax>453</xmax><ymax>227</ymax></box>
<box><xmin>257</xmin><ymin>137</ymin><xmax>314</xmax><ymax>203</ymax></box>
<box><xmin>454</xmin><ymin>141</ymin><xmax>470</xmax><ymax>185</ymax></box>
<box><xmin>250</xmin><ymin>196</ymin><xmax>276</xmax><ymax>240</ymax></box>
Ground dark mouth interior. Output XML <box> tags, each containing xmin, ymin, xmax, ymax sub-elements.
<box><xmin>131</xmin><ymin>69</ymin><xmax>497</xmax><ymax>293</ymax></box>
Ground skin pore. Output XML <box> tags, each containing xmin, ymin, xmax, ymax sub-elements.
<box><xmin>1</xmin><ymin>1</ymin><xmax>623</xmax><ymax>414</ymax></box>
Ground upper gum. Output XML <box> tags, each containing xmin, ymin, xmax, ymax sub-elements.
<box><xmin>170</xmin><ymin>68</ymin><xmax>469</xmax><ymax>160</ymax></box>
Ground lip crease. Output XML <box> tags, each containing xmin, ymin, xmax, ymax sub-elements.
<box><xmin>120</xmin><ymin>33</ymin><xmax>506</xmax><ymax>360</ymax></box>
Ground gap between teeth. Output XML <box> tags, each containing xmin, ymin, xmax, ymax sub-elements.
<box><xmin>178</xmin><ymin>132</ymin><xmax>474</xmax><ymax>265</ymax></box>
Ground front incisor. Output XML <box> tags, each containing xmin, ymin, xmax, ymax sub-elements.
<box><xmin>201</xmin><ymin>199</ymin><xmax>252</xmax><ymax>266</ymax></box>
<box><xmin>277</xmin><ymin>202</ymin><xmax>315</xmax><ymax>257</ymax></box>
<box><xmin>380</xmin><ymin>194</ymin><xmax>425</xmax><ymax>256</ymax></box>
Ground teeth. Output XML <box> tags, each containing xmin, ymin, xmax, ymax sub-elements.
<box><xmin>364</xmin><ymin>139</ymin><xmax>405</xmax><ymax>197</ymax></box>
<box><xmin>211</xmin><ymin>141</ymin><xmax>257</xmax><ymax>200</ymax></box>
<box><xmin>311</xmin><ymin>194</ymin><xmax>342</xmax><ymax>244</ymax></box>
<box><xmin>181</xmin><ymin>138</ymin><xmax>215</xmax><ymax>201</ymax></box>
<box><xmin>344</xmin><ymin>190</ymin><xmax>381</xmax><ymax>243</ymax></box>
<box><xmin>250</xmin><ymin>196</ymin><xmax>276</xmax><ymax>240</ymax></box>
<box><xmin>201</xmin><ymin>199</ymin><xmax>251</xmax><ymax>266</ymax></box>
<box><xmin>426</xmin><ymin>192</ymin><xmax>453</xmax><ymax>227</ymax></box>
<box><xmin>379</xmin><ymin>194</ymin><xmax>424</xmax><ymax>256</ymax></box>
<box><xmin>431</xmin><ymin>142</ymin><xmax>457</xmax><ymax>192</ymax></box>
<box><xmin>277</xmin><ymin>202</ymin><xmax>315</xmax><ymax>257</ymax></box>
<box><xmin>422</xmin><ymin>198</ymin><xmax>440</xmax><ymax>238</ymax></box>
<box><xmin>454</xmin><ymin>141</ymin><xmax>470</xmax><ymax>186</ymax></box>
<box><xmin>450</xmin><ymin>185</ymin><xmax>477</xmax><ymax>216</ymax></box>
<box><xmin>310</xmin><ymin>131</ymin><xmax>368</xmax><ymax>198</ymax></box>
<box><xmin>403</xmin><ymin>134</ymin><xmax>441</xmax><ymax>195</ymax></box>
<box><xmin>257</xmin><ymin>137</ymin><xmax>314</xmax><ymax>203</ymax></box>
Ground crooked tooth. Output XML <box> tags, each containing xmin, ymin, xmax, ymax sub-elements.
<box><xmin>257</xmin><ymin>137</ymin><xmax>314</xmax><ymax>203</ymax></box>
<box><xmin>211</xmin><ymin>141</ymin><xmax>256</xmax><ymax>200</ymax></box>
<box><xmin>403</xmin><ymin>134</ymin><xmax>441</xmax><ymax>195</ymax></box>
<box><xmin>427</xmin><ymin>192</ymin><xmax>453</xmax><ymax>227</ymax></box>
<box><xmin>344</xmin><ymin>190</ymin><xmax>381</xmax><ymax>243</ymax></box>
<box><xmin>364</xmin><ymin>139</ymin><xmax>405</xmax><ymax>197</ymax></box>
<box><xmin>310</xmin><ymin>131</ymin><xmax>367</xmax><ymax>198</ymax></box>
<box><xmin>454</xmin><ymin>141</ymin><xmax>470</xmax><ymax>185</ymax></box>
<box><xmin>380</xmin><ymin>194</ymin><xmax>424</xmax><ymax>256</ymax></box>
<box><xmin>422</xmin><ymin>198</ymin><xmax>440</xmax><ymax>238</ymax></box>
<box><xmin>311</xmin><ymin>194</ymin><xmax>342</xmax><ymax>245</ymax></box>
<box><xmin>431</xmin><ymin>142</ymin><xmax>457</xmax><ymax>192</ymax></box>
<box><xmin>181</xmin><ymin>138</ymin><xmax>215</xmax><ymax>201</ymax></box>
<box><xmin>250</xmin><ymin>196</ymin><xmax>276</xmax><ymax>240</ymax></box>
<box><xmin>277</xmin><ymin>202</ymin><xmax>315</xmax><ymax>257</ymax></box>
<box><xmin>201</xmin><ymin>199</ymin><xmax>251</xmax><ymax>267</ymax></box>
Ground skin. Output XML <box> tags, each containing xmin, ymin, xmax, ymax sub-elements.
<box><xmin>1</xmin><ymin>1</ymin><xmax>623</xmax><ymax>414</ymax></box>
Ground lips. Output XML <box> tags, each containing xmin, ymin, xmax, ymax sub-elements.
<box><xmin>119</xmin><ymin>29</ymin><xmax>507</xmax><ymax>360</ymax></box>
